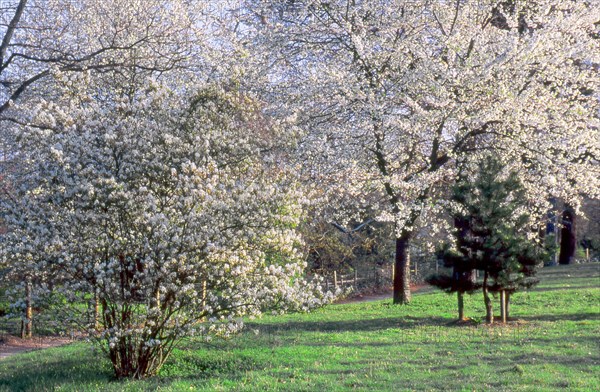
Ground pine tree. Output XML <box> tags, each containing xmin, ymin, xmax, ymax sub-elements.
<box><xmin>426</xmin><ymin>219</ymin><xmax>480</xmax><ymax>321</ymax></box>
<box><xmin>428</xmin><ymin>157</ymin><xmax>543</xmax><ymax>323</ymax></box>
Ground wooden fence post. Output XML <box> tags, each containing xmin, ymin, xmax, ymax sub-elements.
<box><xmin>354</xmin><ymin>270</ymin><xmax>358</xmax><ymax>290</ymax></box>
<box><xmin>334</xmin><ymin>271</ymin><xmax>338</xmax><ymax>290</ymax></box>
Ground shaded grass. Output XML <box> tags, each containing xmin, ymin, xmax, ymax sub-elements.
<box><xmin>0</xmin><ymin>263</ymin><xmax>598</xmax><ymax>391</ymax></box>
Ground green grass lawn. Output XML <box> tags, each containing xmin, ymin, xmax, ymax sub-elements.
<box><xmin>1</xmin><ymin>263</ymin><xmax>598</xmax><ymax>391</ymax></box>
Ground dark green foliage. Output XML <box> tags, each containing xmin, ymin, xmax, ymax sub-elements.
<box><xmin>457</xmin><ymin>158</ymin><xmax>542</xmax><ymax>295</ymax></box>
<box><xmin>426</xmin><ymin>243</ymin><xmax>480</xmax><ymax>295</ymax></box>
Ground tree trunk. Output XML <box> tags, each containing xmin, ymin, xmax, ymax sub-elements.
<box><xmin>21</xmin><ymin>278</ymin><xmax>32</xmax><ymax>338</ymax></box>
<box><xmin>202</xmin><ymin>280</ymin><xmax>207</xmax><ymax>310</ymax></box>
<box><xmin>505</xmin><ymin>292</ymin><xmax>511</xmax><ymax>320</ymax></box>
<box><xmin>93</xmin><ymin>288</ymin><xmax>100</xmax><ymax>331</ymax></box>
<box><xmin>457</xmin><ymin>292</ymin><xmax>465</xmax><ymax>321</ymax></box>
<box><xmin>545</xmin><ymin>199</ymin><xmax>559</xmax><ymax>266</ymax></box>
<box><xmin>500</xmin><ymin>290</ymin><xmax>507</xmax><ymax>323</ymax></box>
<box><xmin>393</xmin><ymin>234</ymin><xmax>411</xmax><ymax>304</ymax></box>
<box><xmin>483</xmin><ymin>271</ymin><xmax>493</xmax><ymax>324</ymax></box>
<box><xmin>559</xmin><ymin>205</ymin><xmax>576</xmax><ymax>265</ymax></box>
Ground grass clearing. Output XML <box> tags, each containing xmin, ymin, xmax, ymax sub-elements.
<box><xmin>0</xmin><ymin>263</ymin><xmax>598</xmax><ymax>391</ymax></box>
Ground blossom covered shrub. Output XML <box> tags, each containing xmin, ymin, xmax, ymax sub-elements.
<box><xmin>0</xmin><ymin>77</ymin><xmax>333</xmax><ymax>378</ymax></box>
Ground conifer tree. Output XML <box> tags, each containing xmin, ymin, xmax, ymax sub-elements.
<box><xmin>426</xmin><ymin>221</ymin><xmax>480</xmax><ymax>321</ymax></box>
<box><xmin>428</xmin><ymin>157</ymin><xmax>543</xmax><ymax>323</ymax></box>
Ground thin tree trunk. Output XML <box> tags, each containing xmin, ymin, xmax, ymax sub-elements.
<box><xmin>155</xmin><ymin>289</ymin><xmax>161</xmax><ymax>309</ymax></box>
<box><xmin>414</xmin><ymin>257</ymin><xmax>418</xmax><ymax>276</ymax></box>
<box><xmin>500</xmin><ymin>290</ymin><xmax>507</xmax><ymax>323</ymax></box>
<box><xmin>483</xmin><ymin>271</ymin><xmax>493</xmax><ymax>324</ymax></box>
<box><xmin>393</xmin><ymin>234</ymin><xmax>411</xmax><ymax>304</ymax></box>
<box><xmin>202</xmin><ymin>280</ymin><xmax>207</xmax><ymax>310</ymax></box>
<box><xmin>458</xmin><ymin>292</ymin><xmax>465</xmax><ymax>321</ymax></box>
<box><xmin>22</xmin><ymin>278</ymin><xmax>32</xmax><ymax>338</ymax></box>
<box><xmin>94</xmin><ymin>288</ymin><xmax>100</xmax><ymax>331</ymax></box>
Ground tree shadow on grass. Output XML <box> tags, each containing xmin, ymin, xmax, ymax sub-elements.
<box><xmin>302</xmin><ymin>340</ymin><xmax>401</xmax><ymax>348</ymax></box>
<box><xmin>0</xmin><ymin>349</ymin><xmax>269</xmax><ymax>391</ymax></box>
<box><xmin>0</xmin><ymin>356</ymin><xmax>113</xmax><ymax>391</ymax></box>
<box><xmin>530</xmin><ymin>284</ymin><xmax>600</xmax><ymax>292</ymax></box>
<box><xmin>248</xmin><ymin>316</ymin><xmax>449</xmax><ymax>334</ymax></box>
<box><xmin>508</xmin><ymin>353</ymin><xmax>599</xmax><ymax>367</ymax></box>
<box><xmin>160</xmin><ymin>351</ymin><xmax>266</xmax><ymax>380</ymax></box>
<box><xmin>517</xmin><ymin>312</ymin><xmax>599</xmax><ymax>322</ymax></box>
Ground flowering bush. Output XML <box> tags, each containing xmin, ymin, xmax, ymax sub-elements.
<box><xmin>0</xmin><ymin>78</ymin><xmax>333</xmax><ymax>378</ymax></box>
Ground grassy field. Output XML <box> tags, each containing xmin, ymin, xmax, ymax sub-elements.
<box><xmin>0</xmin><ymin>263</ymin><xmax>598</xmax><ymax>391</ymax></box>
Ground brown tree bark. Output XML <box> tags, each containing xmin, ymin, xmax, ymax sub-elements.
<box><xmin>93</xmin><ymin>288</ymin><xmax>100</xmax><ymax>331</ymax></box>
<box><xmin>500</xmin><ymin>290</ymin><xmax>507</xmax><ymax>323</ymax></box>
<box><xmin>393</xmin><ymin>234</ymin><xmax>411</xmax><ymax>304</ymax></box>
<box><xmin>483</xmin><ymin>271</ymin><xmax>493</xmax><ymax>324</ymax></box>
<box><xmin>458</xmin><ymin>292</ymin><xmax>465</xmax><ymax>321</ymax></box>
<box><xmin>21</xmin><ymin>278</ymin><xmax>32</xmax><ymax>338</ymax></box>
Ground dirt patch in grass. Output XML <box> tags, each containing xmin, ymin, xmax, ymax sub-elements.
<box><xmin>0</xmin><ymin>334</ymin><xmax>72</xmax><ymax>360</ymax></box>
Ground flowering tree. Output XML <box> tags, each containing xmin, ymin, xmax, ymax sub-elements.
<box><xmin>247</xmin><ymin>0</ymin><xmax>600</xmax><ymax>303</ymax></box>
<box><xmin>0</xmin><ymin>0</ymin><xmax>204</xmax><ymax>117</ymax></box>
<box><xmin>0</xmin><ymin>75</ymin><xmax>332</xmax><ymax>378</ymax></box>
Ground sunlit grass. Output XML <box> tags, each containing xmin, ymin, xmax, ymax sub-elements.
<box><xmin>0</xmin><ymin>263</ymin><xmax>598</xmax><ymax>391</ymax></box>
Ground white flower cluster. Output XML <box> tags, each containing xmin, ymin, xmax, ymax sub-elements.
<box><xmin>247</xmin><ymin>0</ymin><xmax>600</xmax><ymax>267</ymax></box>
<box><xmin>0</xmin><ymin>78</ymin><xmax>333</xmax><ymax>376</ymax></box>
